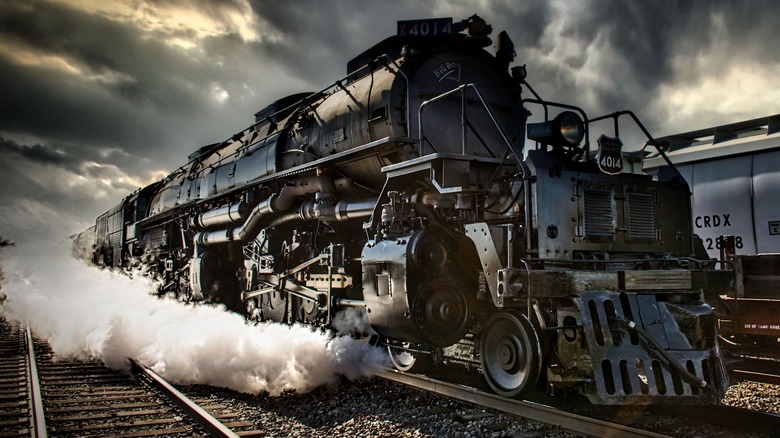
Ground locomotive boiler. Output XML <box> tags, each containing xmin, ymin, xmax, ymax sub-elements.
<box><xmin>81</xmin><ymin>15</ymin><xmax>734</xmax><ymax>404</ymax></box>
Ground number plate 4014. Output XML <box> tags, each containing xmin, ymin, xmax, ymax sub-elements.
<box><xmin>397</xmin><ymin>18</ymin><xmax>453</xmax><ymax>37</ymax></box>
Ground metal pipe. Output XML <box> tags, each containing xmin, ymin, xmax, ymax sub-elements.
<box><xmin>190</xmin><ymin>201</ymin><xmax>250</xmax><ymax>230</ymax></box>
<box><xmin>333</xmin><ymin>298</ymin><xmax>367</xmax><ymax>307</ymax></box>
<box><xmin>268</xmin><ymin>198</ymin><xmax>378</xmax><ymax>228</ymax></box>
<box><xmin>334</xmin><ymin>198</ymin><xmax>378</xmax><ymax>221</ymax></box>
<box><xmin>620</xmin><ymin>318</ymin><xmax>708</xmax><ymax>390</ymax></box>
<box><xmin>197</xmin><ymin>175</ymin><xmax>336</xmax><ymax>246</ymax></box>
<box><xmin>232</xmin><ymin>196</ymin><xmax>278</xmax><ymax>242</ymax></box>
<box><xmin>461</xmin><ymin>87</ymin><xmax>467</xmax><ymax>154</ymax></box>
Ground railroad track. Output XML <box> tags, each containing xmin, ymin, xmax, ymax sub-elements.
<box><xmin>0</xmin><ymin>318</ymin><xmax>43</xmax><ymax>437</ymax></box>
<box><xmin>378</xmin><ymin>367</ymin><xmax>780</xmax><ymax>437</ymax></box>
<box><xmin>723</xmin><ymin>347</ymin><xmax>780</xmax><ymax>386</ymax></box>
<box><xmin>6</xmin><ymin>311</ymin><xmax>780</xmax><ymax>437</ymax></box>
<box><xmin>0</xmin><ymin>317</ymin><xmax>263</xmax><ymax>437</ymax></box>
<box><xmin>730</xmin><ymin>358</ymin><xmax>780</xmax><ymax>386</ymax></box>
<box><xmin>377</xmin><ymin>369</ymin><xmax>668</xmax><ymax>438</ymax></box>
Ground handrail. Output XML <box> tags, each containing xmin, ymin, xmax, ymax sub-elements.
<box><xmin>418</xmin><ymin>83</ymin><xmax>533</xmax><ymax>255</ymax></box>
<box><xmin>417</xmin><ymin>83</ymin><xmax>524</xmax><ymax>165</ymax></box>
<box><xmin>379</xmin><ymin>54</ymin><xmax>411</xmax><ymax>136</ymax></box>
<box><xmin>591</xmin><ymin>110</ymin><xmax>685</xmax><ymax>181</ymax></box>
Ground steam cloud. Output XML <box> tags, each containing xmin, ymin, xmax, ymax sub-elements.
<box><xmin>0</xmin><ymin>240</ymin><xmax>387</xmax><ymax>395</ymax></box>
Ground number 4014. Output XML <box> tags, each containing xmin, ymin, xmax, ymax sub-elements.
<box><xmin>600</xmin><ymin>156</ymin><xmax>621</xmax><ymax>168</ymax></box>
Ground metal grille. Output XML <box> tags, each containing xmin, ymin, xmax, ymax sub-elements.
<box><xmin>628</xmin><ymin>192</ymin><xmax>655</xmax><ymax>240</ymax></box>
<box><xmin>578</xmin><ymin>291</ymin><xmax>719</xmax><ymax>404</ymax></box>
<box><xmin>584</xmin><ymin>189</ymin><xmax>615</xmax><ymax>237</ymax></box>
<box><xmin>108</xmin><ymin>211</ymin><xmax>123</xmax><ymax>247</ymax></box>
<box><xmin>145</xmin><ymin>227</ymin><xmax>167</xmax><ymax>250</ymax></box>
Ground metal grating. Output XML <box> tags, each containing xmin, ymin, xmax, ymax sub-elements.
<box><xmin>577</xmin><ymin>291</ymin><xmax>721</xmax><ymax>404</ymax></box>
<box><xmin>584</xmin><ymin>189</ymin><xmax>615</xmax><ymax>237</ymax></box>
<box><xmin>627</xmin><ymin>192</ymin><xmax>655</xmax><ymax>240</ymax></box>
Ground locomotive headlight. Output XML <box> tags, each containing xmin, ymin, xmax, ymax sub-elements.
<box><xmin>557</xmin><ymin>111</ymin><xmax>584</xmax><ymax>146</ymax></box>
<box><xmin>527</xmin><ymin>111</ymin><xmax>585</xmax><ymax>148</ymax></box>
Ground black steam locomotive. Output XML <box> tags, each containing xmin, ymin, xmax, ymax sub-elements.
<box><xmin>79</xmin><ymin>15</ymin><xmax>734</xmax><ymax>404</ymax></box>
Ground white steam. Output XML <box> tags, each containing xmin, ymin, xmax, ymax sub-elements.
<box><xmin>0</xmin><ymin>240</ymin><xmax>387</xmax><ymax>395</ymax></box>
<box><xmin>332</xmin><ymin>306</ymin><xmax>373</xmax><ymax>337</ymax></box>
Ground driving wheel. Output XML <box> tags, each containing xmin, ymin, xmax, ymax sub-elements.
<box><xmin>387</xmin><ymin>341</ymin><xmax>418</xmax><ymax>372</ymax></box>
<box><xmin>480</xmin><ymin>312</ymin><xmax>541</xmax><ymax>397</ymax></box>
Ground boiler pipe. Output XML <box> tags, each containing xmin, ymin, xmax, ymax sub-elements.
<box><xmin>190</xmin><ymin>201</ymin><xmax>250</xmax><ymax>230</ymax></box>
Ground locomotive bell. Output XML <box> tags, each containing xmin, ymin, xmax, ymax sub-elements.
<box><xmin>459</xmin><ymin>14</ymin><xmax>492</xmax><ymax>47</ymax></box>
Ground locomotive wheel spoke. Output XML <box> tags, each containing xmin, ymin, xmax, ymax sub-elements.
<box><xmin>387</xmin><ymin>341</ymin><xmax>418</xmax><ymax>372</ymax></box>
<box><xmin>480</xmin><ymin>312</ymin><xmax>541</xmax><ymax>397</ymax></box>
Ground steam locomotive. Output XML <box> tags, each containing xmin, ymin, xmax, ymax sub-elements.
<box><xmin>79</xmin><ymin>15</ymin><xmax>734</xmax><ymax>404</ymax></box>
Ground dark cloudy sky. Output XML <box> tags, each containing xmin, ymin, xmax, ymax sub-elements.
<box><xmin>1</xmin><ymin>0</ymin><xmax>779</xmax><ymax>244</ymax></box>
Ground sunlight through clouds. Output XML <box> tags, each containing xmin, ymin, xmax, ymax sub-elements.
<box><xmin>0</xmin><ymin>40</ymin><xmax>84</xmax><ymax>75</ymax></box>
<box><xmin>659</xmin><ymin>64</ymin><xmax>780</xmax><ymax>134</ymax></box>
<box><xmin>210</xmin><ymin>82</ymin><xmax>230</xmax><ymax>105</ymax></box>
<box><xmin>53</xmin><ymin>0</ymin><xmax>260</xmax><ymax>48</ymax></box>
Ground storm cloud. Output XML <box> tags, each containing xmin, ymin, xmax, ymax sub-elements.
<box><xmin>0</xmin><ymin>0</ymin><xmax>779</xmax><ymax>242</ymax></box>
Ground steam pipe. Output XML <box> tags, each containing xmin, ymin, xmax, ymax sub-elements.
<box><xmin>196</xmin><ymin>183</ymin><xmax>376</xmax><ymax>246</ymax></box>
<box><xmin>333</xmin><ymin>198</ymin><xmax>378</xmax><ymax>221</ymax></box>
<box><xmin>190</xmin><ymin>201</ymin><xmax>250</xmax><ymax>230</ymax></box>
<box><xmin>268</xmin><ymin>198</ymin><xmax>378</xmax><ymax>228</ymax></box>
<box><xmin>333</xmin><ymin>298</ymin><xmax>366</xmax><ymax>307</ymax></box>
<box><xmin>197</xmin><ymin>175</ymin><xmax>336</xmax><ymax>246</ymax></box>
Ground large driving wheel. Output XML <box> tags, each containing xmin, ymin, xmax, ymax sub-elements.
<box><xmin>480</xmin><ymin>312</ymin><xmax>541</xmax><ymax>397</ymax></box>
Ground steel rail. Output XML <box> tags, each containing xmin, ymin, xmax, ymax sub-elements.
<box><xmin>132</xmin><ymin>360</ymin><xmax>240</xmax><ymax>438</ymax></box>
<box><xmin>377</xmin><ymin>369</ymin><xmax>670</xmax><ymax>438</ymax></box>
<box><xmin>731</xmin><ymin>368</ymin><xmax>780</xmax><ymax>386</ymax></box>
<box><xmin>25</xmin><ymin>325</ymin><xmax>47</xmax><ymax>438</ymax></box>
<box><xmin>725</xmin><ymin>352</ymin><xmax>780</xmax><ymax>385</ymax></box>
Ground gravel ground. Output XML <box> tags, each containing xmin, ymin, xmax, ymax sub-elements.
<box><xmin>722</xmin><ymin>380</ymin><xmax>780</xmax><ymax>414</ymax></box>
<box><xmin>184</xmin><ymin>377</ymin><xmax>578</xmax><ymax>437</ymax></box>
<box><xmin>182</xmin><ymin>376</ymin><xmax>780</xmax><ymax>438</ymax></box>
